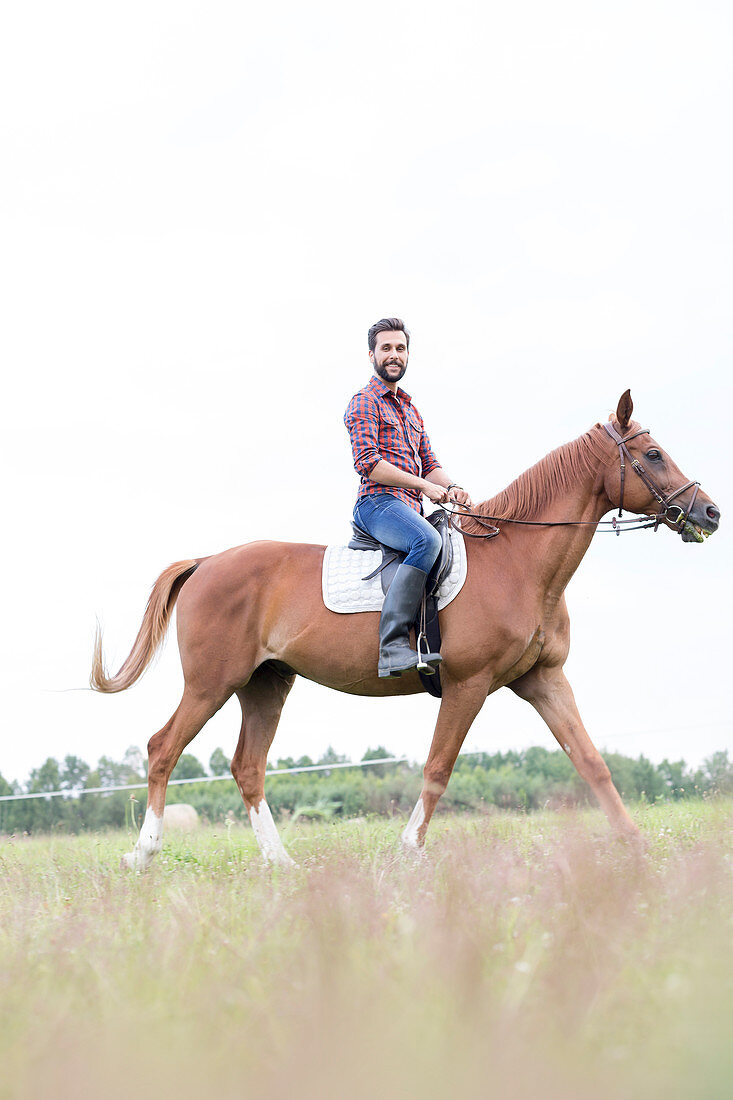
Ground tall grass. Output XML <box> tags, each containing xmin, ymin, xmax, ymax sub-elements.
<box><xmin>1</xmin><ymin>801</ymin><xmax>731</xmax><ymax>1099</ymax></box>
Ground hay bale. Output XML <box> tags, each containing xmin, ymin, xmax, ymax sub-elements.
<box><xmin>163</xmin><ymin>803</ymin><xmax>200</xmax><ymax>832</ymax></box>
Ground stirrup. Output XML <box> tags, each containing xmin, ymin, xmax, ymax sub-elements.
<box><xmin>416</xmin><ymin>631</ymin><xmax>441</xmax><ymax>674</ymax></box>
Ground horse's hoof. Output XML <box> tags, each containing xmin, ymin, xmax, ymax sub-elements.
<box><xmin>265</xmin><ymin>852</ymin><xmax>298</xmax><ymax>869</ymax></box>
<box><xmin>121</xmin><ymin>850</ymin><xmax>150</xmax><ymax>871</ymax></box>
<box><xmin>400</xmin><ymin>841</ymin><xmax>428</xmax><ymax>862</ymax></box>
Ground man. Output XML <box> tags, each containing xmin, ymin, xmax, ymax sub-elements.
<box><xmin>344</xmin><ymin>317</ymin><xmax>472</xmax><ymax>678</ymax></box>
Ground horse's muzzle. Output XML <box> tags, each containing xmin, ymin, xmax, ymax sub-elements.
<box><xmin>677</xmin><ymin>498</ymin><xmax>720</xmax><ymax>543</ymax></box>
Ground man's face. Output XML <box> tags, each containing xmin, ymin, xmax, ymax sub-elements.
<box><xmin>370</xmin><ymin>330</ymin><xmax>408</xmax><ymax>384</ymax></box>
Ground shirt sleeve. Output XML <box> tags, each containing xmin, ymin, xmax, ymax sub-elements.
<box><xmin>344</xmin><ymin>392</ymin><xmax>382</xmax><ymax>476</ymax></box>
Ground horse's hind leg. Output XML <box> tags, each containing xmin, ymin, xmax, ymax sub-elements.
<box><xmin>231</xmin><ymin>663</ymin><xmax>296</xmax><ymax>866</ymax></box>
<box><xmin>122</xmin><ymin>687</ymin><xmax>229</xmax><ymax>871</ymax></box>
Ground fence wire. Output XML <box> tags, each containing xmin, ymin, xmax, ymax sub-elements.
<box><xmin>0</xmin><ymin>756</ymin><xmax>410</xmax><ymax>803</ymax></box>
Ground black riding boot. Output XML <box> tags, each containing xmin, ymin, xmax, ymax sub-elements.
<box><xmin>377</xmin><ymin>563</ymin><xmax>442</xmax><ymax>678</ymax></box>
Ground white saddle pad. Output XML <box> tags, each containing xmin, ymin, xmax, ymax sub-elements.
<box><xmin>322</xmin><ymin>529</ymin><xmax>467</xmax><ymax>614</ymax></box>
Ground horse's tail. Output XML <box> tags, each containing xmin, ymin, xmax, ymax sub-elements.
<box><xmin>90</xmin><ymin>559</ymin><xmax>200</xmax><ymax>693</ymax></box>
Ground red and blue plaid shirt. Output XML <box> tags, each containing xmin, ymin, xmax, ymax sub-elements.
<box><xmin>344</xmin><ymin>375</ymin><xmax>441</xmax><ymax>513</ymax></box>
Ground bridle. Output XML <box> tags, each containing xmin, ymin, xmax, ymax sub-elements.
<box><xmin>440</xmin><ymin>422</ymin><xmax>702</xmax><ymax>541</ymax></box>
<box><xmin>601</xmin><ymin>421</ymin><xmax>700</xmax><ymax>535</ymax></box>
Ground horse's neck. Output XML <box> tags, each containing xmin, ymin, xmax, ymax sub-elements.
<box><xmin>526</xmin><ymin>477</ymin><xmax>607</xmax><ymax>601</ymax></box>
<box><xmin>478</xmin><ymin>440</ymin><xmax>610</xmax><ymax>602</ymax></box>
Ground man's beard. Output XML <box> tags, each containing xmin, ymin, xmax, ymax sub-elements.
<box><xmin>375</xmin><ymin>358</ymin><xmax>407</xmax><ymax>383</ymax></box>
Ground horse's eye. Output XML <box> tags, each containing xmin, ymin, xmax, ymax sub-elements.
<box><xmin>646</xmin><ymin>449</ymin><xmax>662</xmax><ymax>461</ymax></box>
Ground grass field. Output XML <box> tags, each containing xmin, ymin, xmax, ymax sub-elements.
<box><xmin>1</xmin><ymin>800</ymin><xmax>732</xmax><ymax>1100</ymax></box>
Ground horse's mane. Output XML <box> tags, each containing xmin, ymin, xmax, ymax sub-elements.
<box><xmin>463</xmin><ymin>423</ymin><xmax>610</xmax><ymax>530</ymax></box>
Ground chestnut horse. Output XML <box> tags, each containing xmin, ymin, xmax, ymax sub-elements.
<box><xmin>92</xmin><ymin>392</ymin><xmax>719</xmax><ymax>869</ymax></box>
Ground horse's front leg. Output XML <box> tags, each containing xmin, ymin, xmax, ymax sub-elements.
<box><xmin>510</xmin><ymin>664</ymin><xmax>639</xmax><ymax>837</ymax></box>
<box><xmin>402</xmin><ymin>673</ymin><xmax>489</xmax><ymax>852</ymax></box>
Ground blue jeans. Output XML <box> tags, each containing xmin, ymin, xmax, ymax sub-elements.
<box><xmin>353</xmin><ymin>493</ymin><xmax>442</xmax><ymax>574</ymax></box>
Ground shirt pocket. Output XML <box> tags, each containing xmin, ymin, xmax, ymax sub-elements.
<box><xmin>378</xmin><ymin>405</ymin><xmax>402</xmax><ymax>449</ymax></box>
<box><xmin>404</xmin><ymin>407</ymin><xmax>424</xmax><ymax>454</ymax></box>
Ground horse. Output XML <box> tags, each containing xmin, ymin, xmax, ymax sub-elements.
<box><xmin>91</xmin><ymin>391</ymin><xmax>720</xmax><ymax>869</ymax></box>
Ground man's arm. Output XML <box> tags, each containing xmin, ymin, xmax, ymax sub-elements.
<box><xmin>415</xmin><ymin>409</ymin><xmax>473</xmax><ymax>507</ymax></box>
<box><xmin>367</xmin><ymin>460</ymin><xmax>449</xmax><ymax>504</ymax></box>
<box><xmin>424</xmin><ymin>468</ymin><xmax>473</xmax><ymax>508</ymax></box>
<box><xmin>369</xmin><ymin>461</ymin><xmax>473</xmax><ymax>507</ymax></box>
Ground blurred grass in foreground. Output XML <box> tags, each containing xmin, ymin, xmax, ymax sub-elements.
<box><xmin>1</xmin><ymin>800</ymin><xmax>731</xmax><ymax>1100</ymax></box>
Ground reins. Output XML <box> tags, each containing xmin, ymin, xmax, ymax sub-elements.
<box><xmin>438</xmin><ymin>504</ymin><xmax>657</xmax><ymax>539</ymax></box>
<box><xmin>439</xmin><ymin>422</ymin><xmax>702</xmax><ymax>541</ymax></box>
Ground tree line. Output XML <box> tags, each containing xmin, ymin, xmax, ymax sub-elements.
<box><xmin>1</xmin><ymin>743</ymin><xmax>731</xmax><ymax>835</ymax></box>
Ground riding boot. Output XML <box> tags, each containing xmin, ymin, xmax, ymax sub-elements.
<box><xmin>377</xmin><ymin>563</ymin><xmax>442</xmax><ymax>678</ymax></box>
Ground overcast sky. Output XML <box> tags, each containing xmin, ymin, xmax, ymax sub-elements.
<box><xmin>1</xmin><ymin>1</ymin><xmax>730</xmax><ymax>785</ymax></box>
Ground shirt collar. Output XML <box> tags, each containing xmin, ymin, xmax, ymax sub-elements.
<box><xmin>367</xmin><ymin>373</ymin><xmax>412</xmax><ymax>403</ymax></box>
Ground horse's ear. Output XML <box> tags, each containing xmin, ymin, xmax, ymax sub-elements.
<box><xmin>615</xmin><ymin>389</ymin><xmax>633</xmax><ymax>430</ymax></box>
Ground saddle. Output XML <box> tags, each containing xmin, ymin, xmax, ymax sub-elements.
<box><xmin>347</xmin><ymin>509</ymin><xmax>455</xmax><ymax>596</ymax></box>
<box><xmin>347</xmin><ymin>510</ymin><xmax>454</xmax><ymax>698</ymax></box>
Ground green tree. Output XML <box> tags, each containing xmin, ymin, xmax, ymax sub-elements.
<box><xmin>28</xmin><ymin>758</ymin><xmax>62</xmax><ymax>793</ymax></box>
<box><xmin>122</xmin><ymin>746</ymin><xmax>145</xmax><ymax>776</ymax></box>
<box><xmin>361</xmin><ymin>746</ymin><xmax>396</xmax><ymax>777</ymax></box>
<box><xmin>209</xmin><ymin>748</ymin><xmax>231</xmax><ymax>776</ymax></box>
<box><xmin>657</xmin><ymin>758</ymin><xmax>690</xmax><ymax>800</ymax></box>
<box><xmin>61</xmin><ymin>755</ymin><xmax>90</xmax><ymax>791</ymax></box>
<box><xmin>317</xmin><ymin>746</ymin><xmax>350</xmax><ymax>766</ymax></box>
<box><xmin>94</xmin><ymin>755</ymin><xmax>142</xmax><ymax>788</ymax></box>
<box><xmin>171</xmin><ymin>753</ymin><xmax>206</xmax><ymax>781</ymax></box>
<box><xmin>22</xmin><ymin>758</ymin><xmax>66</xmax><ymax>832</ymax></box>
<box><xmin>274</xmin><ymin>755</ymin><xmax>314</xmax><ymax>770</ymax></box>
<box><xmin>699</xmin><ymin>750</ymin><xmax>733</xmax><ymax>795</ymax></box>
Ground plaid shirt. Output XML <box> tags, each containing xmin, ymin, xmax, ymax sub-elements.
<box><xmin>344</xmin><ymin>375</ymin><xmax>441</xmax><ymax>513</ymax></box>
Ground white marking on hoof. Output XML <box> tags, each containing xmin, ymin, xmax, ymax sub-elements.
<box><xmin>401</xmin><ymin>796</ymin><xmax>426</xmax><ymax>853</ymax></box>
<box><xmin>249</xmin><ymin>800</ymin><xmax>296</xmax><ymax>867</ymax></box>
<box><xmin>122</xmin><ymin>807</ymin><xmax>163</xmax><ymax>871</ymax></box>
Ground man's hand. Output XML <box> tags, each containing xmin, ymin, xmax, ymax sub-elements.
<box><xmin>421</xmin><ymin>481</ymin><xmax>450</xmax><ymax>504</ymax></box>
<box><xmin>448</xmin><ymin>486</ymin><xmax>473</xmax><ymax>509</ymax></box>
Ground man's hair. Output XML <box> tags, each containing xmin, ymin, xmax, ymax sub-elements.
<box><xmin>368</xmin><ymin>317</ymin><xmax>410</xmax><ymax>353</ymax></box>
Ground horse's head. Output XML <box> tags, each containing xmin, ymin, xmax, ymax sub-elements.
<box><xmin>603</xmin><ymin>390</ymin><xmax>720</xmax><ymax>542</ymax></box>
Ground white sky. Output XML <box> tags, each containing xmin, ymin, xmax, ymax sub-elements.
<box><xmin>1</xmin><ymin>1</ymin><xmax>731</xmax><ymax>784</ymax></box>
